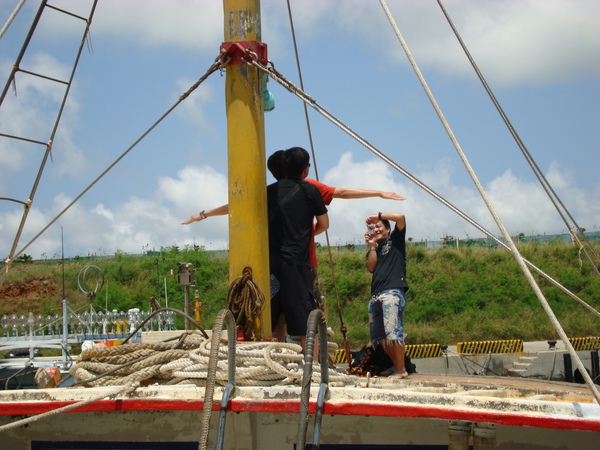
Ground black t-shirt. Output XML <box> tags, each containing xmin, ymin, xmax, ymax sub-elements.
<box><xmin>370</xmin><ymin>224</ymin><xmax>409</xmax><ymax>296</ymax></box>
<box><xmin>267</xmin><ymin>177</ymin><xmax>327</xmax><ymax>267</ymax></box>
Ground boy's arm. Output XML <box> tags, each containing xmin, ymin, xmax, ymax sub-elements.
<box><xmin>313</xmin><ymin>213</ymin><xmax>329</xmax><ymax>236</ymax></box>
<box><xmin>181</xmin><ymin>204</ymin><xmax>229</xmax><ymax>225</ymax></box>
<box><xmin>333</xmin><ymin>187</ymin><xmax>406</xmax><ymax>201</ymax></box>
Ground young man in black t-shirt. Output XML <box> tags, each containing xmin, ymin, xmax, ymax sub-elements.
<box><xmin>364</xmin><ymin>211</ymin><xmax>409</xmax><ymax>378</ymax></box>
<box><xmin>268</xmin><ymin>147</ymin><xmax>329</xmax><ymax>351</ymax></box>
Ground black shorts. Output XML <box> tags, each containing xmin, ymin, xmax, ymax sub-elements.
<box><xmin>270</xmin><ymin>253</ymin><xmax>316</xmax><ymax>336</ymax></box>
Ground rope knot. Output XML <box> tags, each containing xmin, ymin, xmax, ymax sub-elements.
<box><xmin>241</xmin><ymin>266</ymin><xmax>253</xmax><ymax>280</ymax></box>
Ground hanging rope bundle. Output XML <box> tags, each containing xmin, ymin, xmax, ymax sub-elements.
<box><xmin>226</xmin><ymin>266</ymin><xmax>266</xmax><ymax>340</ymax></box>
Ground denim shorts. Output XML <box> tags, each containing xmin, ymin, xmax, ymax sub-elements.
<box><xmin>369</xmin><ymin>288</ymin><xmax>406</xmax><ymax>343</ymax></box>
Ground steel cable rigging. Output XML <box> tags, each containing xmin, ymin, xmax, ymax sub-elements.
<box><xmin>285</xmin><ymin>0</ymin><xmax>352</xmax><ymax>365</ymax></box>
<box><xmin>249</xmin><ymin>58</ymin><xmax>598</xmax><ymax>319</ymax></box>
<box><xmin>436</xmin><ymin>0</ymin><xmax>599</xmax><ymax>277</ymax></box>
<box><xmin>0</xmin><ymin>0</ymin><xmax>99</xmax><ymax>285</ymax></box>
<box><xmin>379</xmin><ymin>0</ymin><xmax>599</xmax><ymax>403</ymax></box>
<box><xmin>250</xmin><ymin>53</ymin><xmax>600</xmax><ymax>402</ymax></box>
<box><xmin>0</xmin><ymin>56</ymin><xmax>224</xmax><ymax>285</ymax></box>
<box><xmin>2</xmin><ymin>4</ymin><xmax>595</xmax><ymax>365</ymax></box>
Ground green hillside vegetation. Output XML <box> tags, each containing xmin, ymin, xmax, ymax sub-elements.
<box><xmin>1</xmin><ymin>242</ymin><xmax>598</xmax><ymax>350</ymax></box>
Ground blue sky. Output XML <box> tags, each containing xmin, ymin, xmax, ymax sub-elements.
<box><xmin>1</xmin><ymin>0</ymin><xmax>599</xmax><ymax>259</ymax></box>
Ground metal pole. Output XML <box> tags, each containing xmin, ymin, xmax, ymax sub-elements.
<box><xmin>28</xmin><ymin>313</ymin><xmax>34</xmax><ymax>360</ymax></box>
<box><xmin>61</xmin><ymin>299</ymin><xmax>69</xmax><ymax>371</ymax></box>
<box><xmin>184</xmin><ymin>285</ymin><xmax>190</xmax><ymax>331</ymax></box>
<box><xmin>155</xmin><ymin>259</ymin><xmax>161</xmax><ymax>304</ymax></box>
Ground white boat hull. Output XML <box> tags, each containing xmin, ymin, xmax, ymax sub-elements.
<box><xmin>0</xmin><ymin>374</ymin><xmax>598</xmax><ymax>449</ymax></box>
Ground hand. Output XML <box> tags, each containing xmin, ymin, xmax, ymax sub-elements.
<box><xmin>381</xmin><ymin>192</ymin><xmax>406</xmax><ymax>201</ymax></box>
<box><xmin>365</xmin><ymin>215</ymin><xmax>378</xmax><ymax>226</ymax></box>
<box><xmin>181</xmin><ymin>214</ymin><xmax>204</xmax><ymax>225</ymax></box>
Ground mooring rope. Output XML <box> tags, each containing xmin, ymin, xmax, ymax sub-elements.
<box><xmin>378</xmin><ymin>0</ymin><xmax>600</xmax><ymax>404</ymax></box>
<box><xmin>435</xmin><ymin>0</ymin><xmax>600</xmax><ymax>276</ymax></box>
<box><xmin>0</xmin><ymin>0</ymin><xmax>28</xmax><ymax>40</ymax></box>
<box><xmin>0</xmin><ymin>381</ymin><xmax>138</xmax><ymax>433</ymax></box>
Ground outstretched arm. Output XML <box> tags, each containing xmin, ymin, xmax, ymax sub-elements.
<box><xmin>181</xmin><ymin>204</ymin><xmax>229</xmax><ymax>225</ymax></box>
<box><xmin>333</xmin><ymin>187</ymin><xmax>406</xmax><ymax>201</ymax></box>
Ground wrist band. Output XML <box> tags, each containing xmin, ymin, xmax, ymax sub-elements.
<box><xmin>378</xmin><ymin>212</ymin><xmax>382</xmax><ymax>221</ymax></box>
<box><xmin>199</xmin><ymin>210</ymin><xmax>207</xmax><ymax>219</ymax></box>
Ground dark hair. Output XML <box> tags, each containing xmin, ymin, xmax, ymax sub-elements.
<box><xmin>267</xmin><ymin>150</ymin><xmax>285</xmax><ymax>180</ymax></box>
<box><xmin>283</xmin><ymin>147</ymin><xmax>310</xmax><ymax>178</ymax></box>
<box><xmin>381</xmin><ymin>219</ymin><xmax>391</xmax><ymax>230</ymax></box>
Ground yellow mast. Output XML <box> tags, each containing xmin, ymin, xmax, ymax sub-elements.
<box><xmin>223</xmin><ymin>0</ymin><xmax>270</xmax><ymax>337</ymax></box>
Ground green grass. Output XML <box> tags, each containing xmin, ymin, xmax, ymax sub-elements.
<box><xmin>1</xmin><ymin>242</ymin><xmax>598</xmax><ymax>350</ymax></box>
<box><xmin>318</xmin><ymin>242</ymin><xmax>600</xmax><ymax>347</ymax></box>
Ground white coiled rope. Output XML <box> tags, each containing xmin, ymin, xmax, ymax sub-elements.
<box><xmin>71</xmin><ymin>335</ymin><xmax>354</xmax><ymax>387</ymax></box>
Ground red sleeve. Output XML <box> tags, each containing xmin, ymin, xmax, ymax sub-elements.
<box><xmin>306</xmin><ymin>178</ymin><xmax>336</xmax><ymax>205</ymax></box>
<box><xmin>309</xmin><ymin>229</ymin><xmax>317</xmax><ymax>267</ymax></box>
<box><xmin>306</xmin><ymin>179</ymin><xmax>335</xmax><ymax>267</ymax></box>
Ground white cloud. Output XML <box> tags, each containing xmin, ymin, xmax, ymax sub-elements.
<box><xmin>40</xmin><ymin>0</ymin><xmax>223</xmax><ymax>52</ymax></box>
<box><xmin>303</xmin><ymin>0</ymin><xmax>600</xmax><ymax>87</ymax></box>
<box><xmin>29</xmin><ymin>1</ymin><xmax>600</xmax><ymax>87</ymax></box>
<box><xmin>480</xmin><ymin>163</ymin><xmax>599</xmax><ymax>236</ymax></box>
<box><xmin>1</xmin><ymin>1</ymin><xmax>598</xmax><ymax>262</ymax></box>
<box><xmin>158</xmin><ymin>164</ymin><xmax>228</xmax><ymax>210</ymax></box>
<box><xmin>1</xmin><ymin>165</ymin><xmax>231</xmax><ymax>260</ymax></box>
<box><xmin>320</xmin><ymin>154</ymin><xmax>479</xmax><ymax>244</ymax></box>
<box><xmin>318</xmin><ymin>153</ymin><xmax>599</xmax><ymax>246</ymax></box>
<box><xmin>2</xmin><ymin>154</ymin><xmax>598</xmax><ymax>260</ymax></box>
<box><xmin>452</xmin><ymin>0</ymin><xmax>600</xmax><ymax>86</ymax></box>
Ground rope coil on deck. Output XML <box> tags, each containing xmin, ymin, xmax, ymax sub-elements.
<box><xmin>70</xmin><ymin>333</ymin><xmax>353</xmax><ymax>387</ymax></box>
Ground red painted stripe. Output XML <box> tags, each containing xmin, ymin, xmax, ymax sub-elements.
<box><xmin>2</xmin><ymin>399</ymin><xmax>599</xmax><ymax>433</ymax></box>
<box><xmin>318</xmin><ymin>401</ymin><xmax>600</xmax><ymax>432</ymax></box>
